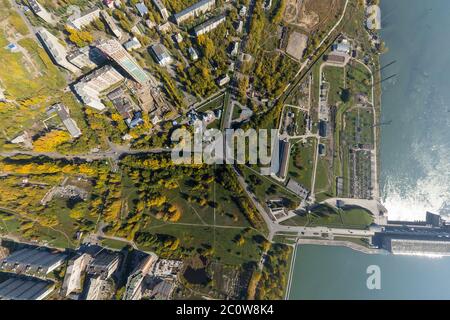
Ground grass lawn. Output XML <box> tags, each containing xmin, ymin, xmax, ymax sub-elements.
<box><xmin>323</xmin><ymin>66</ymin><xmax>344</xmax><ymax>106</ymax></box>
<box><xmin>282</xmin><ymin>205</ymin><xmax>373</xmax><ymax>229</ymax></box>
<box><xmin>240</xmin><ymin>165</ymin><xmax>301</xmax><ymax>207</ymax></box>
<box><xmin>288</xmin><ymin>138</ymin><xmax>316</xmax><ymax>190</ymax></box>
<box><xmin>139</xmin><ymin>223</ymin><xmax>263</xmax><ymax>265</ymax></box>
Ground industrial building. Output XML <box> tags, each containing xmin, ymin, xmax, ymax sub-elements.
<box><xmin>73</xmin><ymin>65</ymin><xmax>124</xmax><ymax>111</ymax></box>
<box><xmin>67</xmin><ymin>7</ymin><xmax>101</xmax><ymax>30</ymax></box>
<box><xmin>66</xmin><ymin>46</ymin><xmax>101</xmax><ymax>70</ymax></box>
<box><xmin>97</xmin><ymin>39</ymin><xmax>150</xmax><ymax>84</ymax></box>
<box><xmin>0</xmin><ymin>247</ymin><xmax>67</xmax><ymax>275</ymax></box>
<box><xmin>152</xmin><ymin>0</ymin><xmax>169</xmax><ymax>21</ymax></box>
<box><xmin>61</xmin><ymin>253</ymin><xmax>92</xmax><ymax>297</ymax></box>
<box><xmin>373</xmin><ymin>214</ymin><xmax>450</xmax><ymax>256</ymax></box>
<box><xmin>101</xmin><ymin>10</ymin><xmax>122</xmax><ymax>38</ymax></box>
<box><xmin>52</xmin><ymin>103</ymin><xmax>82</xmax><ymax>138</ymax></box>
<box><xmin>173</xmin><ymin>0</ymin><xmax>215</xmax><ymax>25</ymax></box>
<box><xmin>150</xmin><ymin>44</ymin><xmax>172</xmax><ymax>66</ymax></box>
<box><xmin>123</xmin><ymin>254</ymin><xmax>158</xmax><ymax>300</ymax></box>
<box><xmin>36</xmin><ymin>28</ymin><xmax>80</xmax><ymax>74</ymax></box>
<box><xmin>0</xmin><ymin>276</ymin><xmax>54</xmax><ymax>300</ymax></box>
<box><xmin>193</xmin><ymin>14</ymin><xmax>226</xmax><ymax>36</ymax></box>
<box><xmin>87</xmin><ymin>250</ymin><xmax>120</xmax><ymax>280</ymax></box>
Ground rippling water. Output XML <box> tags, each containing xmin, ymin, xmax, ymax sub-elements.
<box><xmin>380</xmin><ymin>0</ymin><xmax>450</xmax><ymax>220</ymax></box>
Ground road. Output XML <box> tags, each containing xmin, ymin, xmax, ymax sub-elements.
<box><xmin>0</xmin><ymin>145</ymin><xmax>169</xmax><ymax>162</ymax></box>
<box><xmin>10</xmin><ymin>0</ymin><xmax>39</xmax><ymax>42</ymax></box>
<box><xmin>233</xmin><ymin>166</ymin><xmax>374</xmax><ymax>241</ymax></box>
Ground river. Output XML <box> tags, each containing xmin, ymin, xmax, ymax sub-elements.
<box><xmin>288</xmin><ymin>0</ymin><xmax>450</xmax><ymax>299</ymax></box>
<box><xmin>379</xmin><ymin>0</ymin><xmax>450</xmax><ymax>221</ymax></box>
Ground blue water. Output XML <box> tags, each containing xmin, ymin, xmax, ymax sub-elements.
<box><xmin>289</xmin><ymin>245</ymin><xmax>450</xmax><ymax>300</ymax></box>
<box><xmin>380</xmin><ymin>0</ymin><xmax>450</xmax><ymax>220</ymax></box>
<box><xmin>289</xmin><ymin>0</ymin><xmax>450</xmax><ymax>299</ymax></box>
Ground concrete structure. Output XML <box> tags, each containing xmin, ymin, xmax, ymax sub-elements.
<box><xmin>28</xmin><ymin>0</ymin><xmax>55</xmax><ymax>25</ymax></box>
<box><xmin>87</xmin><ymin>250</ymin><xmax>120</xmax><ymax>280</ymax></box>
<box><xmin>152</xmin><ymin>0</ymin><xmax>169</xmax><ymax>21</ymax></box>
<box><xmin>123</xmin><ymin>254</ymin><xmax>157</xmax><ymax>300</ymax></box>
<box><xmin>36</xmin><ymin>28</ymin><xmax>80</xmax><ymax>74</ymax></box>
<box><xmin>52</xmin><ymin>103</ymin><xmax>82</xmax><ymax>138</ymax></box>
<box><xmin>124</xmin><ymin>37</ymin><xmax>142</xmax><ymax>51</ymax></box>
<box><xmin>150</xmin><ymin>44</ymin><xmax>172</xmax><ymax>66</ymax></box>
<box><xmin>101</xmin><ymin>10</ymin><xmax>122</xmax><ymax>38</ymax></box>
<box><xmin>84</xmin><ymin>275</ymin><xmax>107</xmax><ymax>300</ymax></box>
<box><xmin>373</xmin><ymin>222</ymin><xmax>450</xmax><ymax>256</ymax></box>
<box><xmin>61</xmin><ymin>253</ymin><xmax>91</xmax><ymax>297</ymax></box>
<box><xmin>73</xmin><ymin>65</ymin><xmax>124</xmax><ymax>111</ymax></box>
<box><xmin>66</xmin><ymin>46</ymin><xmax>100</xmax><ymax>70</ymax></box>
<box><xmin>152</xmin><ymin>259</ymin><xmax>182</xmax><ymax>278</ymax></box>
<box><xmin>173</xmin><ymin>0</ymin><xmax>215</xmax><ymax>25</ymax></box>
<box><xmin>0</xmin><ymin>276</ymin><xmax>54</xmax><ymax>300</ymax></box>
<box><xmin>193</xmin><ymin>14</ymin><xmax>226</xmax><ymax>36</ymax></box>
<box><xmin>67</xmin><ymin>7</ymin><xmax>101</xmax><ymax>30</ymax></box>
<box><xmin>97</xmin><ymin>39</ymin><xmax>150</xmax><ymax>84</ymax></box>
<box><xmin>0</xmin><ymin>247</ymin><xmax>66</xmax><ymax>275</ymax></box>
<box><xmin>217</xmin><ymin>74</ymin><xmax>230</xmax><ymax>87</ymax></box>
<box><xmin>277</xmin><ymin>139</ymin><xmax>290</xmax><ymax>179</ymax></box>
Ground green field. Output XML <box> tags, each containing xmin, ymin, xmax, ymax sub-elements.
<box><xmin>288</xmin><ymin>138</ymin><xmax>316</xmax><ymax>190</ymax></box>
<box><xmin>281</xmin><ymin>205</ymin><xmax>373</xmax><ymax>229</ymax></box>
<box><xmin>323</xmin><ymin>66</ymin><xmax>345</xmax><ymax>106</ymax></box>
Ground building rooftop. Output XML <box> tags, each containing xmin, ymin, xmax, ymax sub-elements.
<box><xmin>136</xmin><ymin>2</ymin><xmax>148</xmax><ymax>16</ymax></box>
<box><xmin>0</xmin><ymin>276</ymin><xmax>54</xmax><ymax>300</ymax></box>
<box><xmin>173</xmin><ymin>0</ymin><xmax>215</xmax><ymax>21</ymax></box>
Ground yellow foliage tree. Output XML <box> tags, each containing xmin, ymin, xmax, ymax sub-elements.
<box><xmin>33</xmin><ymin>130</ymin><xmax>71</xmax><ymax>152</ymax></box>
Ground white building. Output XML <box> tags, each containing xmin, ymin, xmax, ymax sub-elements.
<box><xmin>217</xmin><ymin>74</ymin><xmax>230</xmax><ymax>87</ymax></box>
<box><xmin>28</xmin><ymin>0</ymin><xmax>56</xmax><ymax>25</ymax></box>
<box><xmin>66</xmin><ymin>46</ymin><xmax>98</xmax><ymax>70</ymax></box>
<box><xmin>36</xmin><ymin>27</ymin><xmax>80</xmax><ymax>74</ymax></box>
<box><xmin>188</xmin><ymin>46</ymin><xmax>198</xmax><ymax>61</ymax></box>
<box><xmin>61</xmin><ymin>253</ymin><xmax>91</xmax><ymax>297</ymax></box>
<box><xmin>152</xmin><ymin>0</ymin><xmax>169</xmax><ymax>21</ymax></box>
<box><xmin>67</xmin><ymin>8</ymin><xmax>101</xmax><ymax>30</ymax></box>
<box><xmin>150</xmin><ymin>43</ymin><xmax>172</xmax><ymax>66</ymax></box>
<box><xmin>73</xmin><ymin>65</ymin><xmax>124</xmax><ymax>111</ymax></box>
<box><xmin>230</xmin><ymin>41</ymin><xmax>239</xmax><ymax>56</ymax></box>
<box><xmin>101</xmin><ymin>10</ymin><xmax>122</xmax><ymax>38</ymax></box>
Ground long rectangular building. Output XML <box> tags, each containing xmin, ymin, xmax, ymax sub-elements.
<box><xmin>173</xmin><ymin>0</ymin><xmax>215</xmax><ymax>25</ymax></box>
<box><xmin>0</xmin><ymin>277</ymin><xmax>54</xmax><ymax>300</ymax></box>
<box><xmin>152</xmin><ymin>0</ymin><xmax>169</xmax><ymax>21</ymax></box>
<box><xmin>36</xmin><ymin>27</ymin><xmax>80</xmax><ymax>74</ymax></box>
<box><xmin>193</xmin><ymin>14</ymin><xmax>225</xmax><ymax>36</ymax></box>
<box><xmin>67</xmin><ymin>7</ymin><xmax>101</xmax><ymax>30</ymax></box>
<box><xmin>96</xmin><ymin>39</ymin><xmax>150</xmax><ymax>84</ymax></box>
<box><xmin>0</xmin><ymin>247</ymin><xmax>67</xmax><ymax>275</ymax></box>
